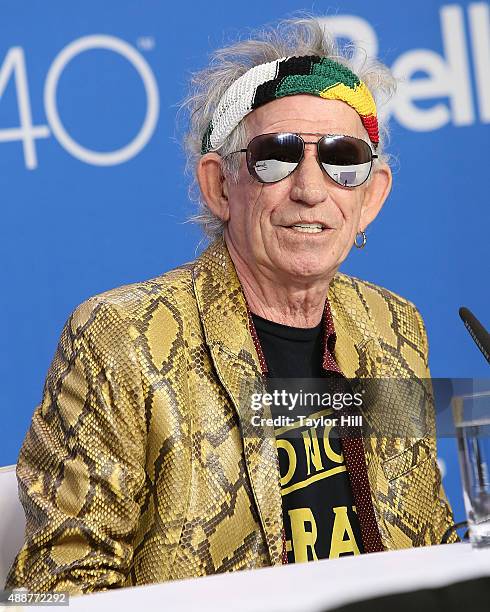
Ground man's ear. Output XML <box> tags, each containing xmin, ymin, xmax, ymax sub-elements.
<box><xmin>359</xmin><ymin>162</ymin><xmax>392</xmax><ymax>230</ymax></box>
<box><xmin>196</xmin><ymin>153</ymin><xmax>230</xmax><ymax>222</ymax></box>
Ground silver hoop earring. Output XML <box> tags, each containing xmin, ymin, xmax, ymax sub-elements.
<box><xmin>354</xmin><ymin>231</ymin><xmax>367</xmax><ymax>249</ymax></box>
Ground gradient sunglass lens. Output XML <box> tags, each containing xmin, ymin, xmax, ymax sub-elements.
<box><xmin>318</xmin><ymin>135</ymin><xmax>373</xmax><ymax>187</ymax></box>
<box><xmin>246</xmin><ymin>133</ymin><xmax>303</xmax><ymax>182</ymax></box>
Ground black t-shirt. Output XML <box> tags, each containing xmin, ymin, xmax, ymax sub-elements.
<box><xmin>251</xmin><ymin>312</ymin><xmax>364</xmax><ymax>562</ymax></box>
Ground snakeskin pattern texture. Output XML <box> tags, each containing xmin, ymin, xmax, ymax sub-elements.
<box><xmin>5</xmin><ymin>238</ymin><xmax>457</xmax><ymax>594</ymax></box>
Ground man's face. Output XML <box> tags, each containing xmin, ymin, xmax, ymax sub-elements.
<box><xmin>222</xmin><ymin>95</ymin><xmax>390</xmax><ymax>284</ymax></box>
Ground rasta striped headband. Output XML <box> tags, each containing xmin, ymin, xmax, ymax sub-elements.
<box><xmin>201</xmin><ymin>55</ymin><xmax>379</xmax><ymax>154</ymax></box>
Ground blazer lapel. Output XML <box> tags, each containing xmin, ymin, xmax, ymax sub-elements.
<box><xmin>328</xmin><ymin>276</ymin><xmax>396</xmax><ymax>550</ymax></box>
<box><xmin>192</xmin><ymin>238</ymin><xmax>285</xmax><ymax>565</ymax></box>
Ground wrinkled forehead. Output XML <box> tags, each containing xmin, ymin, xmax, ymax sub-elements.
<box><xmin>245</xmin><ymin>95</ymin><xmax>369</xmax><ymax>142</ymax></box>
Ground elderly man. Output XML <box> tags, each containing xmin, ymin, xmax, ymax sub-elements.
<box><xmin>6</xmin><ymin>18</ymin><xmax>456</xmax><ymax>595</ymax></box>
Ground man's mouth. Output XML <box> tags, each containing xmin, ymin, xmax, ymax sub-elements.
<box><xmin>287</xmin><ymin>223</ymin><xmax>327</xmax><ymax>234</ymax></box>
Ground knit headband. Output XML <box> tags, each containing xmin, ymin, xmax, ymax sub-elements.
<box><xmin>200</xmin><ymin>55</ymin><xmax>379</xmax><ymax>154</ymax></box>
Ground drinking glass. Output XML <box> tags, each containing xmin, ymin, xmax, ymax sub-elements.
<box><xmin>452</xmin><ymin>391</ymin><xmax>490</xmax><ymax>548</ymax></box>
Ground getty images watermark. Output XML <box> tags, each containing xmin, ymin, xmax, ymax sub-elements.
<box><xmin>240</xmin><ymin>377</ymin><xmax>490</xmax><ymax>438</ymax></box>
<box><xmin>249</xmin><ymin>387</ymin><xmax>364</xmax><ymax>429</ymax></box>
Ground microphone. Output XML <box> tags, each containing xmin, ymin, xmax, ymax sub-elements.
<box><xmin>459</xmin><ymin>307</ymin><xmax>490</xmax><ymax>365</ymax></box>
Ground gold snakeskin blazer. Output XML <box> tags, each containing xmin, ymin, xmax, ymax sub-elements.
<box><xmin>6</xmin><ymin>238</ymin><xmax>456</xmax><ymax>594</ymax></box>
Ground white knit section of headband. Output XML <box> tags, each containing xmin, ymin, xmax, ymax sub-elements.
<box><xmin>208</xmin><ymin>57</ymin><xmax>290</xmax><ymax>151</ymax></box>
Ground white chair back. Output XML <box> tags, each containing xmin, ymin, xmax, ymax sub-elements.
<box><xmin>0</xmin><ymin>465</ymin><xmax>25</xmax><ymax>588</ymax></box>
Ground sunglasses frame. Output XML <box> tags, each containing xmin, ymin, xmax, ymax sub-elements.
<box><xmin>225</xmin><ymin>132</ymin><xmax>378</xmax><ymax>187</ymax></box>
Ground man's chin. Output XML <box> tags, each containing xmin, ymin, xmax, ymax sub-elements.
<box><xmin>274</xmin><ymin>256</ymin><xmax>337</xmax><ymax>282</ymax></box>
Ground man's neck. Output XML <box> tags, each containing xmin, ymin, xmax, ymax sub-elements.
<box><xmin>224</xmin><ymin>236</ymin><xmax>333</xmax><ymax>329</ymax></box>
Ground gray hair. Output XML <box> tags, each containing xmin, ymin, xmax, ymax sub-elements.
<box><xmin>179</xmin><ymin>16</ymin><xmax>397</xmax><ymax>241</ymax></box>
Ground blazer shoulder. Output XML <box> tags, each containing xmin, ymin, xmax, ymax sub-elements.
<box><xmin>68</xmin><ymin>262</ymin><xmax>196</xmax><ymax>334</ymax></box>
<box><xmin>334</xmin><ymin>272</ymin><xmax>428</xmax><ymax>356</ymax></box>
<box><xmin>334</xmin><ymin>271</ymin><xmax>417</xmax><ymax>311</ymax></box>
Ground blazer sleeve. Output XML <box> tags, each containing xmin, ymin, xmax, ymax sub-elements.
<box><xmin>5</xmin><ymin>299</ymin><xmax>147</xmax><ymax>594</ymax></box>
<box><xmin>413</xmin><ymin>305</ymin><xmax>459</xmax><ymax>545</ymax></box>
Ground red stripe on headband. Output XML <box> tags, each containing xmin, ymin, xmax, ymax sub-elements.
<box><xmin>361</xmin><ymin>115</ymin><xmax>379</xmax><ymax>145</ymax></box>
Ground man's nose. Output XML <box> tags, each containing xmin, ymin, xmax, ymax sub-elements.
<box><xmin>289</xmin><ymin>146</ymin><xmax>329</xmax><ymax>206</ymax></box>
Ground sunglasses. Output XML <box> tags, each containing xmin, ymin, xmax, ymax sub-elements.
<box><xmin>226</xmin><ymin>132</ymin><xmax>377</xmax><ymax>187</ymax></box>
